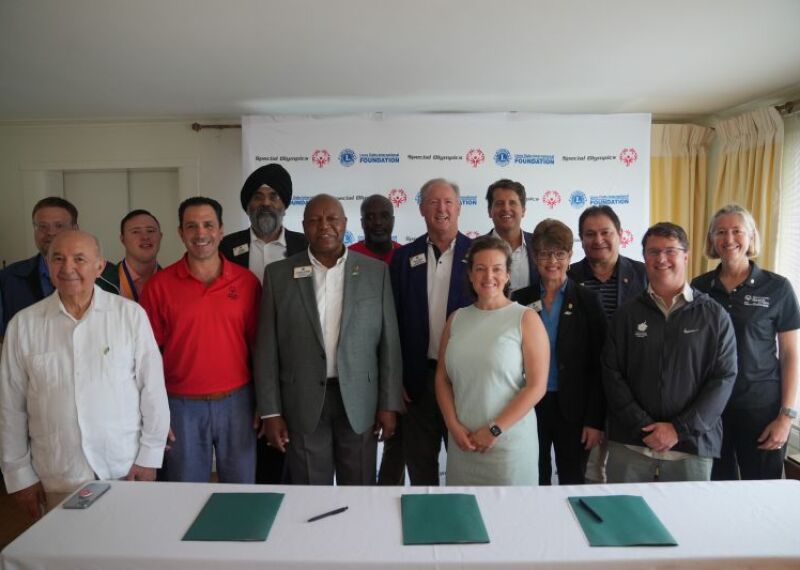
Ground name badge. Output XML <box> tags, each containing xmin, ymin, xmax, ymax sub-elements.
<box><xmin>410</xmin><ymin>254</ymin><xmax>426</xmax><ymax>268</ymax></box>
<box><xmin>233</xmin><ymin>244</ymin><xmax>249</xmax><ymax>256</ymax></box>
<box><xmin>293</xmin><ymin>266</ymin><xmax>313</xmax><ymax>279</ymax></box>
<box><xmin>529</xmin><ymin>300</ymin><xmax>543</xmax><ymax>312</ymax></box>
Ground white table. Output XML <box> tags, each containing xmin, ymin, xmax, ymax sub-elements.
<box><xmin>2</xmin><ymin>479</ymin><xmax>800</xmax><ymax>569</ymax></box>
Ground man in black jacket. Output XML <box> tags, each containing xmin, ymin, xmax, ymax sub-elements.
<box><xmin>602</xmin><ymin>222</ymin><xmax>737</xmax><ymax>482</ymax></box>
<box><xmin>568</xmin><ymin>205</ymin><xmax>647</xmax><ymax>483</ymax></box>
<box><xmin>219</xmin><ymin>163</ymin><xmax>307</xmax><ymax>485</ymax></box>
<box><xmin>219</xmin><ymin>163</ymin><xmax>308</xmax><ymax>281</ymax></box>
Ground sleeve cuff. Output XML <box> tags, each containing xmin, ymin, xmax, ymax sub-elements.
<box><xmin>4</xmin><ymin>464</ymin><xmax>40</xmax><ymax>494</ymax></box>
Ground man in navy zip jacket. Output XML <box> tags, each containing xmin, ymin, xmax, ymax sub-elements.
<box><xmin>603</xmin><ymin>222</ymin><xmax>737</xmax><ymax>483</ymax></box>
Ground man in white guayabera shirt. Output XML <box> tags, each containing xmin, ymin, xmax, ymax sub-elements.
<box><xmin>0</xmin><ymin>230</ymin><xmax>169</xmax><ymax>519</ymax></box>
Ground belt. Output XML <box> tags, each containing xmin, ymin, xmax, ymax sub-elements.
<box><xmin>170</xmin><ymin>384</ymin><xmax>246</xmax><ymax>401</ymax></box>
<box><xmin>326</xmin><ymin>377</ymin><xmax>339</xmax><ymax>385</ymax></box>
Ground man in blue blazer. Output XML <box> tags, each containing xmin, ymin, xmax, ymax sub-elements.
<box><xmin>0</xmin><ymin>197</ymin><xmax>117</xmax><ymax>338</ymax></box>
<box><xmin>389</xmin><ymin>178</ymin><xmax>473</xmax><ymax>485</ymax></box>
<box><xmin>484</xmin><ymin>179</ymin><xmax>538</xmax><ymax>293</ymax></box>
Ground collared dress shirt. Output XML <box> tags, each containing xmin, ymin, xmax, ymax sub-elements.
<box><xmin>426</xmin><ymin>238</ymin><xmax>455</xmax><ymax>360</ymax></box>
<box><xmin>309</xmin><ymin>249</ymin><xmax>347</xmax><ymax>379</ymax></box>
<box><xmin>249</xmin><ymin>227</ymin><xmax>288</xmax><ymax>283</ymax></box>
<box><xmin>0</xmin><ymin>286</ymin><xmax>170</xmax><ymax>493</ymax></box>
<box><xmin>491</xmin><ymin>229</ymin><xmax>530</xmax><ymax>293</ymax></box>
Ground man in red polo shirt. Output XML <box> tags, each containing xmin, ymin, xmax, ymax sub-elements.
<box><xmin>140</xmin><ymin>197</ymin><xmax>261</xmax><ymax>483</ymax></box>
<box><xmin>348</xmin><ymin>194</ymin><xmax>401</xmax><ymax>264</ymax></box>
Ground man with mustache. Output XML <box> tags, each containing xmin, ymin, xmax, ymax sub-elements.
<box><xmin>220</xmin><ymin>163</ymin><xmax>307</xmax><ymax>484</ymax></box>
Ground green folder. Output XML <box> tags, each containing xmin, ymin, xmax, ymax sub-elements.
<box><xmin>401</xmin><ymin>494</ymin><xmax>490</xmax><ymax>545</ymax></box>
<box><xmin>182</xmin><ymin>492</ymin><xmax>284</xmax><ymax>541</ymax></box>
<box><xmin>568</xmin><ymin>495</ymin><xmax>677</xmax><ymax>547</ymax></box>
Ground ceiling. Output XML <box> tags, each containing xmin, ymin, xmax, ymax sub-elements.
<box><xmin>2</xmin><ymin>0</ymin><xmax>800</xmax><ymax>122</ymax></box>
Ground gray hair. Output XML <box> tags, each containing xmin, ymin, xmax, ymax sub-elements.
<box><xmin>419</xmin><ymin>178</ymin><xmax>460</xmax><ymax>204</ymax></box>
<box><xmin>705</xmin><ymin>204</ymin><xmax>761</xmax><ymax>259</ymax></box>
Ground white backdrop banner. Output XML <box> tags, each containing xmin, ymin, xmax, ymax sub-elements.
<box><xmin>242</xmin><ymin>113</ymin><xmax>651</xmax><ymax>261</ymax></box>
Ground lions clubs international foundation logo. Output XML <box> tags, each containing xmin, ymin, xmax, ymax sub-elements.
<box><xmin>542</xmin><ymin>190</ymin><xmax>562</xmax><ymax>210</ymax></box>
<box><xmin>466</xmin><ymin>149</ymin><xmax>485</xmax><ymax>168</ymax></box>
<box><xmin>619</xmin><ymin>148</ymin><xmax>638</xmax><ymax>167</ymax></box>
<box><xmin>388</xmin><ymin>188</ymin><xmax>407</xmax><ymax>208</ymax></box>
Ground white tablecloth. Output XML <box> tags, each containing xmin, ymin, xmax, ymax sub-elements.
<box><xmin>2</xmin><ymin>479</ymin><xmax>800</xmax><ymax>569</ymax></box>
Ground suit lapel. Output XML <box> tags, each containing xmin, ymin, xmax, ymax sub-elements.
<box><xmin>556</xmin><ymin>281</ymin><xmax>577</xmax><ymax>353</ymax></box>
<box><xmin>294</xmin><ymin>252</ymin><xmax>325</xmax><ymax>350</ymax></box>
<box><xmin>339</xmin><ymin>254</ymin><xmax>360</xmax><ymax>336</ymax></box>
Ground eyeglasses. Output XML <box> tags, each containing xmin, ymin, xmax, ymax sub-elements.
<box><xmin>535</xmin><ymin>250</ymin><xmax>569</xmax><ymax>261</ymax></box>
<box><xmin>644</xmin><ymin>247</ymin><xmax>686</xmax><ymax>258</ymax></box>
<box><xmin>33</xmin><ymin>221</ymin><xmax>70</xmax><ymax>233</ymax></box>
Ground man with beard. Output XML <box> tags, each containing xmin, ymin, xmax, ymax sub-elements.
<box><xmin>349</xmin><ymin>195</ymin><xmax>401</xmax><ymax>263</ymax></box>
<box><xmin>220</xmin><ymin>164</ymin><xmax>308</xmax><ymax>282</ymax></box>
<box><xmin>348</xmin><ymin>194</ymin><xmax>403</xmax><ymax>484</ymax></box>
<box><xmin>220</xmin><ymin>164</ymin><xmax>307</xmax><ymax>484</ymax></box>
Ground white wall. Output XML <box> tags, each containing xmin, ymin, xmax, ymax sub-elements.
<box><xmin>0</xmin><ymin>120</ymin><xmax>247</xmax><ymax>267</ymax></box>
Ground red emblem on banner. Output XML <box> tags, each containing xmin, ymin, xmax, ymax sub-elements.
<box><xmin>465</xmin><ymin>230</ymin><xmax>480</xmax><ymax>239</ymax></box>
<box><xmin>388</xmin><ymin>188</ymin><xmax>407</xmax><ymax>208</ymax></box>
<box><xmin>465</xmin><ymin>149</ymin><xmax>485</xmax><ymax>168</ymax></box>
<box><xmin>542</xmin><ymin>190</ymin><xmax>562</xmax><ymax>209</ymax></box>
<box><xmin>619</xmin><ymin>148</ymin><xmax>638</xmax><ymax>167</ymax></box>
<box><xmin>311</xmin><ymin>149</ymin><xmax>331</xmax><ymax>168</ymax></box>
<box><xmin>620</xmin><ymin>229</ymin><xmax>634</xmax><ymax>248</ymax></box>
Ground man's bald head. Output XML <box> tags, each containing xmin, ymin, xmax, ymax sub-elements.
<box><xmin>302</xmin><ymin>194</ymin><xmax>347</xmax><ymax>264</ymax></box>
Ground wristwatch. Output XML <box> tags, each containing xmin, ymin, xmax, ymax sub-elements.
<box><xmin>780</xmin><ymin>406</ymin><xmax>798</xmax><ymax>419</ymax></box>
<box><xmin>489</xmin><ymin>422</ymin><xmax>503</xmax><ymax>437</ymax></box>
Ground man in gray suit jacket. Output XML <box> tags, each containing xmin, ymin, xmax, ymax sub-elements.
<box><xmin>254</xmin><ymin>194</ymin><xmax>403</xmax><ymax>485</ymax></box>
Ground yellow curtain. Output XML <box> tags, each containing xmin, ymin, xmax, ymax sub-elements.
<box><xmin>650</xmin><ymin>123</ymin><xmax>715</xmax><ymax>279</ymax></box>
<box><xmin>711</xmin><ymin>107</ymin><xmax>784</xmax><ymax>271</ymax></box>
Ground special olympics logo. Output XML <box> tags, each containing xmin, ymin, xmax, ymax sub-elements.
<box><xmin>619</xmin><ymin>148</ymin><xmax>638</xmax><ymax>167</ymax></box>
<box><xmin>620</xmin><ymin>229</ymin><xmax>634</xmax><ymax>248</ymax></box>
<box><xmin>465</xmin><ymin>230</ymin><xmax>481</xmax><ymax>239</ymax></box>
<box><xmin>466</xmin><ymin>148</ymin><xmax>485</xmax><ymax>168</ymax></box>
<box><xmin>568</xmin><ymin>191</ymin><xmax>587</xmax><ymax>209</ymax></box>
<box><xmin>494</xmin><ymin>148</ymin><xmax>511</xmax><ymax>167</ymax></box>
<box><xmin>339</xmin><ymin>148</ymin><xmax>357</xmax><ymax>167</ymax></box>
<box><xmin>311</xmin><ymin>149</ymin><xmax>331</xmax><ymax>168</ymax></box>
<box><xmin>388</xmin><ymin>188</ymin><xmax>407</xmax><ymax>208</ymax></box>
<box><xmin>344</xmin><ymin>230</ymin><xmax>355</xmax><ymax>246</ymax></box>
<box><xmin>542</xmin><ymin>190</ymin><xmax>562</xmax><ymax>209</ymax></box>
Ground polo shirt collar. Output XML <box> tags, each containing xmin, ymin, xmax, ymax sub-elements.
<box><xmin>709</xmin><ymin>260</ymin><xmax>760</xmax><ymax>291</ymax></box>
<box><xmin>176</xmin><ymin>252</ymin><xmax>232</xmax><ymax>280</ymax></box>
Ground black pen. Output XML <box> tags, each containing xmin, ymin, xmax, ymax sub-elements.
<box><xmin>578</xmin><ymin>498</ymin><xmax>604</xmax><ymax>523</ymax></box>
<box><xmin>307</xmin><ymin>506</ymin><xmax>349</xmax><ymax>523</ymax></box>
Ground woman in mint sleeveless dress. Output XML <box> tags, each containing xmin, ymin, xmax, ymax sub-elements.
<box><xmin>436</xmin><ymin>236</ymin><xmax>549</xmax><ymax>485</ymax></box>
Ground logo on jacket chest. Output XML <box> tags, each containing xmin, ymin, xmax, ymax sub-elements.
<box><xmin>634</xmin><ymin>321</ymin><xmax>648</xmax><ymax>338</ymax></box>
<box><xmin>743</xmin><ymin>294</ymin><xmax>770</xmax><ymax>308</ymax></box>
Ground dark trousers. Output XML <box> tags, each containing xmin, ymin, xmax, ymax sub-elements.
<box><xmin>712</xmin><ymin>403</ymin><xmax>787</xmax><ymax>480</ymax></box>
<box><xmin>256</xmin><ymin>439</ymin><xmax>287</xmax><ymax>484</ymax></box>
<box><xmin>536</xmin><ymin>391</ymin><xmax>588</xmax><ymax>485</ymax></box>
<box><xmin>287</xmin><ymin>384</ymin><xmax>377</xmax><ymax>485</ymax></box>
<box><xmin>403</xmin><ymin>365</ymin><xmax>447</xmax><ymax>486</ymax></box>
<box><xmin>378</xmin><ymin>421</ymin><xmax>406</xmax><ymax>485</ymax></box>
